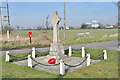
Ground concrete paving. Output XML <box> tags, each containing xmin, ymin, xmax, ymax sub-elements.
<box><xmin>1</xmin><ymin>40</ymin><xmax>118</xmax><ymax>55</ymax></box>
<box><xmin>13</xmin><ymin>56</ymin><xmax>100</xmax><ymax>74</ymax></box>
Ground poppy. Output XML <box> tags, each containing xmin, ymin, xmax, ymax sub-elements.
<box><xmin>48</xmin><ymin>58</ymin><xmax>56</xmax><ymax>64</ymax></box>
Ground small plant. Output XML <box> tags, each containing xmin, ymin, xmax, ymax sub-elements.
<box><xmin>4</xmin><ymin>41</ymin><xmax>8</xmax><ymax>43</ymax></box>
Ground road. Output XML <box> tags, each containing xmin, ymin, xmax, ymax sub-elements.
<box><xmin>0</xmin><ymin>40</ymin><xmax>118</xmax><ymax>55</ymax></box>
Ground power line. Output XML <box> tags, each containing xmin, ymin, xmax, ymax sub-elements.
<box><xmin>111</xmin><ymin>0</ymin><xmax>119</xmax><ymax>7</ymax></box>
<box><xmin>86</xmin><ymin>3</ymin><xmax>109</xmax><ymax>24</ymax></box>
<box><xmin>6</xmin><ymin>0</ymin><xmax>10</xmax><ymax>26</ymax></box>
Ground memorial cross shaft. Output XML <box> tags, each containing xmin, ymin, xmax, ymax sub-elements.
<box><xmin>51</xmin><ymin>11</ymin><xmax>61</xmax><ymax>43</ymax></box>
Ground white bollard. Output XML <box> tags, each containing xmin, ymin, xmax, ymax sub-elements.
<box><xmin>69</xmin><ymin>46</ymin><xmax>72</xmax><ymax>56</ymax></box>
<box><xmin>7</xmin><ymin>30</ymin><xmax>10</xmax><ymax>41</ymax></box>
<box><xmin>16</xmin><ymin>36</ymin><xmax>19</xmax><ymax>41</ymax></box>
<box><xmin>103</xmin><ymin>50</ymin><xmax>107</xmax><ymax>60</ymax></box>
<box><xmin>82</xmin><ymin>47</ymin><xmax>85</xmax><ymax>58</ymax></box>
<box><xmin>32</xmin><ymin>47</ymin><xmax>36</xmax><ymax>58</ymax></box>
<box><xmin>60</xmin><ymin>59</ymin><xmax>65</xmax><ymax>75</ymax></box>
<box><xmin>16</xmin><ymin>36</ymin><xmax>19</xmax><ymax>39</ymax></box>
<box><xmin>87</xmin><ymin>54</ymin><xmax>90</xmax><ymax>66</ymax></box>
<box><xmin>5</xmin><ymin>51</ymin><xmax>10</xmax><ymax>62</ymax></box>
<box><xmin>28</xmin><ymin>55</ymin><xmax>32</xmax><ymax>68</ymax></box>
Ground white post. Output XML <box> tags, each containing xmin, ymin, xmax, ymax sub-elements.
<box><xmin>5</xmin><ymin>51</ymin><xmax>10</xmax><ymax>62</ymax></box>
<box><xmin>69</xmin><ymin>46</ymin><xmax>72</xmax><ymax>56</ymax></box>
<box><xmin>32</xmin><ymin>47</ymin><xmax>35</xmax><ymax>58</ymax></box>
<box><xmin>16</xmin><ymin>36</ymin><xmax>19</xmax><ymax>41</ymax></box>
<box><xmin>82</xmin><ymin>47</ymin><xmax>85</xmax><ymax>58</ymax></box>
<box><xmin>103</xmin><ymin>50</ymin><xmax>107</xmax><ymax>60</ymax></box>
<box><xmin>60</xmin><ymin>59</ymin><xmax>65</xmax><ymax>75</ymax></box>
<box><xmin>28</xmin><ymin>55</ymin><xmax>32</xmax><ymax>68</ymax></box>
<box><xmin>7</xmin><ymin>30</ymin><xmax>10</xmax><ymax>41</ymax></box>
<box><xmin>87</xmin><ymin>54</ymin><xmax>90</xmax><ymax>66</ymax></box>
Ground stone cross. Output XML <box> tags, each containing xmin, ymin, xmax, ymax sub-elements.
<box><xmin>51</xmin><ymin>11</ymin><xmax>61</xmax><ymax>43</ymax></box>
<box><xmin>48</xmin><ymin>11</ymin><xmax>65</xmax><ymax>63</ymax></box>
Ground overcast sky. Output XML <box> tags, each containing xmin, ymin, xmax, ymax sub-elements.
<box><xmin>1</xmin><ymin>2</ymin><xmax>118</xmax><ymax>28</ymax></box>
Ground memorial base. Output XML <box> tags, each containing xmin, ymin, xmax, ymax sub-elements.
<box><xmin>46</xmin><ymin>43</ymin><xmax>67</xmax><ymax>63</ymax></box>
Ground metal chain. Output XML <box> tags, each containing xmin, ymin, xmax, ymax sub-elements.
<box><xmin>8</xmin><ymin>51</ymin><xmax>32</xmax><ymax>59</ymax></box>
<box><xmin>35</xmin><ymin>50</ymin><xmax>49</xmax><ymax>53</ymax></box>
<box><xmin>31</xmin><ymin>57</ymin><xmax>60</xmax><ymax>66</ymax></box>
<box><xmin>90</xmin><ymin>53</ymin><xmax>104</xmax><ymax>60</ymax></box>
<box><xmin>64</xmin><ymin>58</ymin><xmax>87</xmax><ymax>67</ymax></box>
<box><xmin>85</xmin><ymin>50</ymin><xmax>104</xmax><ymax>60</ymax></box>
<box><xmin>72</xmin><ymin>49</ymin><xmax>80</xmax><ymax>51</ymax></box>
<box><xmin>35</xmin><ymin>50</ymin><xmax>41</xmax><ymax>53</ymax></box>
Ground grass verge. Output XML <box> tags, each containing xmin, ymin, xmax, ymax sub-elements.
<box><xmin>1</xmin><ymin>29</ymin><xmax>118</xmax><ymax>50</ymax></box>
<box><xmin>2</xmin><ymin>48</ymin><xmax>118</xmax><ymax>78</ymax></box>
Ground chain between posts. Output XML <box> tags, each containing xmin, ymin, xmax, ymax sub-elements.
<box><xmin>8</xmin><ymin>49</ymin><xmax>48</xmax><ymax>60</ymax></box>
<box><xmin>35</xmin><ymin>50</ymin><xmax>41</xmax><ymax>53</ymax></box>
<box><xmin>31</xmin><ymin>57</ymin><xmax>60</xmax><ymax>66</ymax></box>
<box><xmin>8</xmin><ymin>51</ymin><xmax>32</xmax><ymax>59</ymax></box>
<box><xmin>90</xmin><ymin>53</ymin><xmax>104</xmax><ymax>60</ymax></box>
<box><xmin>8</xmin><ymin>48</ymin><xmax>104</xmax><ymax>65</ymax></box>
<box><xmin>63</xmin><ymin>58</ymin><xmax>87</xmax><ymax>67</ymax></box>
<box><xmin>65</xmin><ymin>48</ymin><xmax>80</xmax><ymax>54</ymax></box>
<box><xmin>72</xmin><ymin>48</ymin><xmax>80</xmax><ymax>51</ymax></box>
<box><xmin>85</xmin><ymin>49</ymin><xmax>104</xmax><ymax>60</ymax></box>
<box><xmin>31</xmin><ymin>57</ymin><xmax>87</xmax><ymax>67</ymax></box>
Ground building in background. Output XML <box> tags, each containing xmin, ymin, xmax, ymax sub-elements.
<box><xmin>91</xmin><ymin>20</ymin><xmax>100</xmax><ymax>28</ymax></box>
<box><xmin>72</xmin><ymin>27</ymin><xmax>80</xmax><ymax>29</ymax></box>
<box><xmin>81</xmin><ymin>20</ymin><xmax>101</xmax><ymax>29</ymax></box>
<box><xmin>104</xmin><ymin>24</ymin><xmax>113</xmax><ymax>29</ymax></box>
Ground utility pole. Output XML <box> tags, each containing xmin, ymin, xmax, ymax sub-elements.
<box><xmin>118</xmin><ymin>1</ymin><xmax>120</xmax><ymax>26</ymax></box>
<box><xmin>6</xmin><ymin>0</ymin><xmax>10</xmax><ymax>41</ymax></box>
<box><xmin>64</xmin><ymin>0</ymin><xmax>66</xmax><ymax>40</ymax></box>
<box><xmin>0</xmin><ymin>1</ymin><xmax>4</xmax><ymax>31</ymax></box>
<box><xmin>0</xmin><ymin>2</ymin><xmax>2</xmax><ymax>31</ymax></box>
<box><xmin>0</xmin><ymin>0</ymin><xmax>10</xmax><ymax>41</ymax></box>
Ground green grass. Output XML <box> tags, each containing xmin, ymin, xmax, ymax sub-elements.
<box><xmin>2</xmin><ymin>29</ymin><xmax>118</xmax><ymax>49</ymax></box>
<box><xmin>2</xmin><ymin>48</ymin><xmax>118</xmax><ymax>78</ymax></box>
<box><xmin>2</xmin><ymin>41</ymin><xmax>50</xmax><ymax>50</ymax></box>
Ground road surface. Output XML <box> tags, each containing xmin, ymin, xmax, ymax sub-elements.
<box><xmin>0</xmin><ymin>40</ymin><xmax>118</xmax><ymax>55</ymax></box>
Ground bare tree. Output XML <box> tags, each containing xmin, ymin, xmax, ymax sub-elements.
<box><xmin>45</xmin><ymin>15</ymin><xmax>50</xmax><ymax>33</ymax></box>
<box><xmin>16</xmin><ymin>26</ymin><xmax>20</xmax><ymax>30</ymax></box>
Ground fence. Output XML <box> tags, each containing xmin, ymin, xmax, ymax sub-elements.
<box><xmin>5</xmin><ymin>47</ymin><xmax>47</xmax><ymax>62</ymax></box>
<box><xmin>5</xmin><ymin>47</ymin><xmax>107</xmax><ymax>75</ymax></box>
<box><xmin>66</xmin><ymin>46</ymin><xmax>107</xmax><ymax>60</ymax></box>
<box><xmin>5</xmin><ymin>47</ymin><xmax>107</xmax><ymax>62</ymax></box>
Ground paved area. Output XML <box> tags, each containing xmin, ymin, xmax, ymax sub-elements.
<box><xmin>1</xmin><ymin>40</ymin><xmax>118</xmax><ymax>55</ymax></box>
<box><xmin>13</xmin><ymin>56</ymin><xmax>100</xmax><ymax>74</ymax></box>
